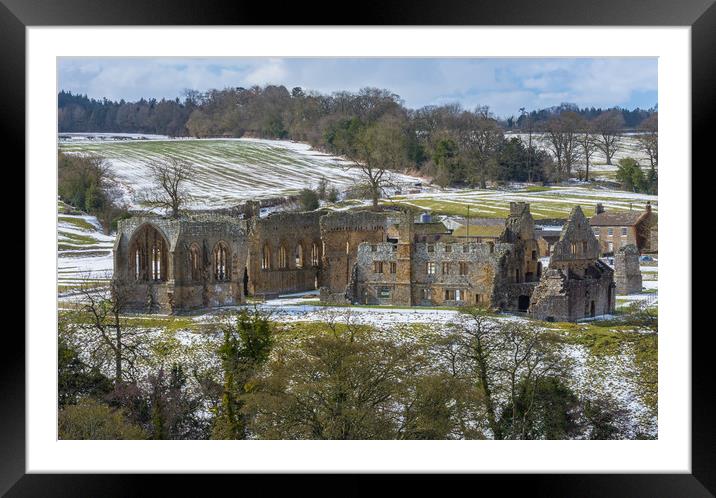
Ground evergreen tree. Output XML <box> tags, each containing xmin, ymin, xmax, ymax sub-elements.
<box><xmin>212</xmin><ymin>309</ymin><xmax>273</xmax><ymax>439</ymax></box>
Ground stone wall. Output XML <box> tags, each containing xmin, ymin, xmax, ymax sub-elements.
<box><xmin>114</xmin><ymin>215</ymin><xmax>248</xmax><ymax>313</ymax></box>
<box><xmin>319</xmin><ymin>211</ymin><xmax>388</xmax><ymax>301</ymax></box>
<box><xmin>246</xmin><ymin>211</ymin><xmax>323</xmax><ymax>296</ymax></box>
<box><xmin>528</xmin><ymin>206</ymin><xmax>616</xmax><ymax>321</ymax></box>
<box><xmin>614</xmin><ymin>243</ymin><xmax>642</xmax><ymax>294</ymax></box>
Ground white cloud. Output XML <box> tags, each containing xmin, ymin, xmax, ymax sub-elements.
<box><xmin>58</xmin><ymin>57</ymin><xmax>657</xmax><ymax>116</ymax></box>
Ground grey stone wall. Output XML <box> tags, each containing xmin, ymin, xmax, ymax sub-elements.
<box><xmin>114</xmin><ymin>215</ymin><xmax>248</xmax><ymax>313</ymax></box>
<box><xmin>247</xmin><ymin>211</ymin><xmax>323</xmax><ymax>296</ymax></box>
<box><xmin>614</xmin><ymin>244</ymin><xmax>642</xmax><ymax>294</ymax></box>
<box><xmin>528</xmin><ymin>206</ymin><xmax>616</xmax><ymax>321</ymax></box>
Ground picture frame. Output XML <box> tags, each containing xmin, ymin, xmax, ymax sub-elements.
<box><xmin>7</xmin><ymin>0</ymin><xmax>712</xmax><ymax>493</ymax></box>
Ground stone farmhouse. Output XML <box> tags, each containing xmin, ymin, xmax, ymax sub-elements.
<box><xmin>589</xmin><ymin>202</ymin><xmax>655</xmax><ymax>255</ymax></box>
<box><xmin>113</xmin><ymin>202</ymin><xmax>615</xmax><ymax>321</ymax></box>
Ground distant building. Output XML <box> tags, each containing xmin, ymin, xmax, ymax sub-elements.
<box><xmin>589</xmin><ymin>202</ymin><xmax>656</xmax><ymax>255</ymax></box>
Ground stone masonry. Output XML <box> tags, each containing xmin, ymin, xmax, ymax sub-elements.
<box><xmin>114</xmin><ymin>202</ymin><xmax>615</xmax><ymax>322</ymax></box>
<box><xmin>528</xmin><ymin>206</ymin><xmax>616</xmax><ymax>322</ymax></box>
<box><xmin>614</xmin><ymin>244</ymin><xmax>642</xmax><ymax>294</ymax></box>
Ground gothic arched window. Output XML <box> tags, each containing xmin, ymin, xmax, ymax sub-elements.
<box><xmin>278</xmin><ymin>246</ymin><xmax>288</xmax><ymax>269</ymax></box>
<box><xmin>214</xmin><ymin>241</ymin><xmax>231</xmax><ymax>281</ymax></box>
<box><xmin>311</xmin><ymin>242</ymin><xmax>320</xmax><ymax>267</ymax></box>
<box><xmin>188</xmin><ymin>244</ymin><xmax>201</xmax><ymax>281</ymax></box>
<box><xmin>128</xmin><ymin>224</ymin><xmax>168</xmax><ymax>282</ymax></box>
<box><xmin>261</xmin><ymin>244</ymin><xmax>271</xmax><ymax>270</ymax></box>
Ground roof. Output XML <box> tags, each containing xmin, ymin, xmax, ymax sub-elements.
<box><xmin>413</xmin><ymin>221</ymin><xmax>450</xmax><ymax>235</ymax></box>
<box><xmin>452</xmin><ymin>224</ymin><xmax>504</xmax><ymax>238</ymax></box>
<box><xmin>589</xmin><ymin>210</ymin><xmax>647</xmax><ymax>227</ymax></box>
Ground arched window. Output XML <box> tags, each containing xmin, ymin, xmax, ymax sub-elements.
<box><xmin>214</xmin><ymin>241</ymin><xmax>231</xmax><ymax>281</ymax></box>
<box><xmin>261</xmin><ymin>244</ymin><xmax>271</xmax><ymax>270</ymax></box>
<box><xmin>129</xmin><ymin>224</ymin><xmax>168</xmax><ymax>282</ymax></box>
<box><xmin>311</xmin><ymin>242</ymin><xmax>320</xmax><ymax>267</ymax></box>
<box><xmin>295</xmin><ymin>243</ymin><xmax>304</xmax><ymax>268</ymax></box>
<box><xmin>278</xmin><ymin>246</ymin><xmax>288</xmax><ymax>269</ymax></box>
<box><xmin>188</xmin><ymin>244</ymin><xmax>201</xmax><ymax>281</ymax></box>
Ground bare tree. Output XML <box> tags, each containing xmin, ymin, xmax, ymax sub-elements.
<box><xmin>519</xmin><ymin>108</ymin><xmax>536</xmax><ymax>182</ymax></box>
<box><xmin>576</xmin><ymin>116</ymin><xmax>598</xmax><ymax>181</ymax></box>
<box><xmin>457</xmin><ymin>107</ymin><xmax>503</xmax><ymax>189</ymax></box>
<box><xmin>138</xmin><ymin>157</ymin><xmax>194</xmax><ymax>218</ymax></box>
<box><xmin>543</xmin><ymin>112</ymin><xmax>581</xmax><ymax>181</ymax></box>
<box><xmin>450</xmin><ymin>307</ymin><xmax>570</xmax><ymax>440</ymax></box>
<box><xmin>346</xmin><ymin>115</ymin><xmax>407</xmax><ymax>209</ymax></box>
<box><xmin>636</xmin><ymin>113</ymin><xmax>658</xmax><ymax>168</ymax></box>
<box><xmin>593</xmin><ymin>110</ymin><xmax>625</xmax><ymax>165</ymax></box>
<box><xmin>451</xmin><ymin>307</ymin><xmax>503</xmax><ymax>438</ymax></box>
<box><xmin>70</xmin><ymin>276</ymin><xmax>146</xmax><ymax>384</ymax></box>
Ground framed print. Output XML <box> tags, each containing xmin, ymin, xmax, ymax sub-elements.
<box><xmin>8</xmin><ymin>0</ymin><xmax>714</xmax><ymax>494</ymax></box>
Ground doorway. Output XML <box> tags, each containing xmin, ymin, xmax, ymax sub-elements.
<box><xmin>518</xmin><ymin>295</ymin><xmax>530</xmax><ymax>312</ymax></box>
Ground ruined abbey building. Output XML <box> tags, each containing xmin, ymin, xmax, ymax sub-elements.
<box><xmin>528</xmin><ymin>206</ymin><xmax>616</xmax><ymax>322</ymax></box>
<box><xmin>113</xmin><ymin>202</ymin><xmax>615</xmax><ymax>322</ymax></box>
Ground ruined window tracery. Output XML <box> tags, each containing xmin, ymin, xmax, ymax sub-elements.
<box><xmin>295</xmin><ymin>244</ymin><xmax>304</xmax><ymax>268</ymax></box>
<box><xmin>311</xmin><ymin>243</ymin><xmax>320</xmax><ymax>267</ymax></box>
<box><xmin>279</xmin><ymin>246</ymin><xmax>288</xmax><ymax>269</ymax></box>
<box><xmin>262</xmin><ymin>244</ymin><xmax>271</xmax><ymax>270</ymax></box>
<box><xmin>214</xmin><ymin>241</ymin><xmax>231</xmax><ymax>281</ymax></box>
<box><xmin>189</xmin><ymin>244</ymin><xmax>201</xmax><ymax>281</ymax></box>
<box><xmin>128</xmin><ymin>224</ymin><xmax>168</xmax><ymax>282</ymax></box>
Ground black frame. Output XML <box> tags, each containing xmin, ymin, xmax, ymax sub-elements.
<box><xmin>7</xmin><ymin>0</ymin><xmax>712</xmax><ymax>494</ymax></box>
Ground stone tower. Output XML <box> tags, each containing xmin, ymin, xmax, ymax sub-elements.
<box><xmin>392</xmin><ymin>211</ymin><xmax>414</xmax><ymax>306</ymax></box>
<box><xmin>614</xmin><ymin>244</ymin><xmax>642</xmax><ymax>294</ymax></box>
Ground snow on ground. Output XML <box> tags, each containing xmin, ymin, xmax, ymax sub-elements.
<box><xmin>388</xmin><ymin>183</ymin><xmax>657</xmax><ymax>220</ymax></box>
<box><xmin>561</xmin><ymin>343</ymin><xmax>656</xmax><ymax>438</ymax></box>
<box><xmin>190</xmin><ymin>296</ymin><xmax>465</xmax><ymax>327</ymax></box>
<box><xmin>59</xmin><ymin>135</ymin><xmax>423</xmax><ymax>210</ymax></box>
<box><xmin>505</xmin><ymin>132</ymin><xmax>655</xmax><ymax>181</ymax></box>
<box><xmin>57</xmin><ymin>200</ymin><xmax>114</xmax><ymax>294</ymax></box>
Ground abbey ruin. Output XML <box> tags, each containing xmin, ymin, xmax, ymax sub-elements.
<box><xmin>113</xmin><ymin>202</ymin><xmax>616</xmax><ymax>321</ymax></box>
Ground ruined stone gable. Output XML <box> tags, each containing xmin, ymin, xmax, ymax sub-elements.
<box><xmin>528</xmin><ymin>206</ymin><xmax>615</xmax><ymax>322</ymax></box>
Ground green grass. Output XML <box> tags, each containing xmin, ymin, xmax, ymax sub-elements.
<box><xmin>58</xmin><ymin>231</ymin><xmax>99</xmax><ymax>245</ymax></box>
<box><xmin>122</xmin><ymin>315</ymin><xmax>200</xmax><ymax>332</ymax></box>
<box><xmin>59</xmin><ymin>216</ymin><xmax>98</xmax><ymax>232</ymax></box>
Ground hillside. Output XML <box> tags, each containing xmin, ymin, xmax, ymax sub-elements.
<box><xmin>59</xmin><ymin>134</ymin><xmax>422</xmax><ymax>210</ymax></box>
<box><xmin>57</xmin><ymin>199</ymin><xmax>114</xmax><ymax>296</ymax></box>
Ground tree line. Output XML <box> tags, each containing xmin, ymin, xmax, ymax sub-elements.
<box><xmin>59</xmin><ymin>88</ymin><xmax>657</xmax><ymax>192</ymax></box>
<box><xmin>58</xmin><ymin>281</ymin><xmax>657</xmax><ymax>440</ymax></box>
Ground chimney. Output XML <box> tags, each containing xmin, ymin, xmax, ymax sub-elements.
<box><xmin>645</xmin><ymin>201</ymin><xmax>652</xmax><ymax>214</ymax></box>
<box><xmin>596</xmin><ymin>203</ymin><xmax>604</xmax><ymax>214</ymax></box>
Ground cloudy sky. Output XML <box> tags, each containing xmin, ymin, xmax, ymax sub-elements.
<box><xmin>58</xmin><ymin>57</ymin><xmax>657</xmax><ymax>118</ymax></box>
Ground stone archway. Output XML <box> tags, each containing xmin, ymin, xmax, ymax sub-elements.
<box><xmin>128</xmin><ymin>223</ymin><xmax>170</xmax><ymax>282</ymax></box>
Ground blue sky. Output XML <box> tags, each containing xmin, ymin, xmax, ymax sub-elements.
<box><xmin>58</xmin><ymin>57</ymin><xmax>657</xmax><ymax>118</ymax></box>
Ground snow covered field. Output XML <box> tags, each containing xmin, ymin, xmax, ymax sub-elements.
<box><xmin>59</xmin><ymin>134</ymin><xmax>422</xmax><ymax>210</ymax></box>
<box><xmin>57</xmin><ymin>200</ymin><xmax>114</xmax><ymax>294</ymax></box>
<box><xmin>388</xmin><ymin>184</ymin><xmax>657</xmax><ymax>219</ymax></box>
<box><xmin>56</xmin><ymin>135</ymin><xmax>658</xmax><ymax>307</ymax></box>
